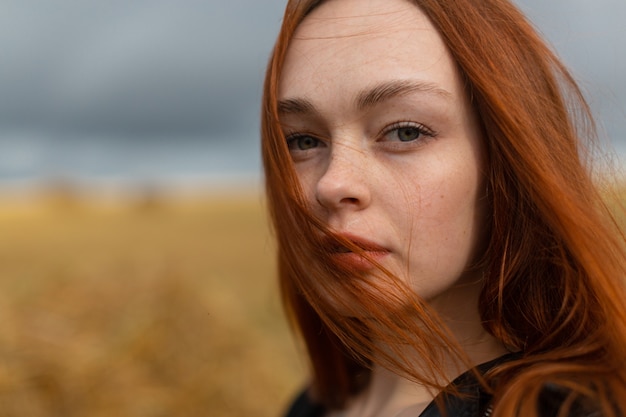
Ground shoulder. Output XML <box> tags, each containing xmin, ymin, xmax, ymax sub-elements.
<box><xmin>283</xmin><ymin>388</ymin><xmax>326</xmax><ymax>417</ymax></box>
<box><xmin>537</xmin><ymin>384</ymin><xmax>607</xmax><ymax>417</ymax></box>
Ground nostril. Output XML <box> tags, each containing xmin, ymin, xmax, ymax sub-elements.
<box><xmin>315</xmin><ymin>165</ymin><xmax>371</xmax><ymax>210</ymax></box>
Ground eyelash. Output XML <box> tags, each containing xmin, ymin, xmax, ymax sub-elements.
<box><xmin>283</xmin><ymin>121</ymin><xmax>437</xmax><ymax>153</ymax></box>
<box><xmin>284</xmin><ymin>131</ymin><xmax>324</xmax><ymax>152</ymax></box>
<box><xmin>379</xmin><ymin>121</ymin><xmax>436</xmax><ymax>143</ymax></box>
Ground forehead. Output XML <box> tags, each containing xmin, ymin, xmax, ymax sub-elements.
<box><xmin>279</xmin><ymin>0</ymin><xmax>460</xmax><ymax>101</ymax></box>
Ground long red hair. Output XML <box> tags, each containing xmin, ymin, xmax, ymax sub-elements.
<box><xmin>261</xmin><ymin>0</ymin><xmax>626</xmax><ymax>416</ymax></box>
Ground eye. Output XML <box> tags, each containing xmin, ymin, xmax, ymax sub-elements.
<box><xmin>396</xmin><ymin>126</ymin><xmax>421</xmax><ymax>142</ymax></box>
<box><xmin>381</xmin><ymin>122</ymin><xmax>435</xmax><ymax>143</ymax></box>
<box><xmin>286</xmin><ymin>134</ymin><xmax>321</xmax><ymax>151</ymax></box>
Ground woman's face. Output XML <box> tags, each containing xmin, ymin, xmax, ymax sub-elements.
<box><xmin>278</xmin><ymin>0</ymin><xmax>487</xmax><ymax>302</ymax></box>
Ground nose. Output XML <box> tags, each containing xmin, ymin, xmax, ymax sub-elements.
<box><xmin>315</xmin><ymin>146</ymin><xmax>371</xmax><ymax>212</ymax></box>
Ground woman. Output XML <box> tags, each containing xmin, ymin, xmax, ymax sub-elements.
<box><xmin>261</xmin><ymin>0</ymin><xmax>626</xmax><ymax>416</ymax></box>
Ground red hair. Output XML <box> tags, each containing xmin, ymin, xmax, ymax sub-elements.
<box><xmin>261</xmin><ymin>1</ymin><xmax>626</xmax><ymax>416</ymax></box>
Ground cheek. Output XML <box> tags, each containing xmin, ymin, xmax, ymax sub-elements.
<box><xmin>294</xmin><ymin>163</ymin><xmax>322</xmax><ymax>202</ymax></box>
<box><xmin>409</xmin><ymin>158</ymin><xmax>482</xmax><ymax>227</ymax></box>
<box><xmin>402</xmin><ymin>160</ymin><xmax>486</xmax><ymax>288</ymax></box>
<box><xmin>440</xmin><ymin>170</ymin><xmax>485</xmax><ymax>252</ymax></box>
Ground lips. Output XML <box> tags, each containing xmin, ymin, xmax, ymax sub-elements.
<box><xmin>324</xmin><ymin>233</ymin><xmax>390</xmax><ymax>272</ymax></box>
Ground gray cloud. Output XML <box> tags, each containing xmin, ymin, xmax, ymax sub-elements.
<box><xmin>0</xmin><ymin>1</ymin><xmax>285</xmax><ymax>137</ymax></box>
<box><xmin>517</xmin><ymin>0</ymin><xmax>626</xmax><ymax>145</ymax></box>
<box><xmin>1</xmin><ymin>0</ymin><xmax>623</xmax><ymax>139</ymax></box>
<box><xmin>0</xmin><ymin>0</ymin><xmax>624</xmax><ymax>184</ymax></box>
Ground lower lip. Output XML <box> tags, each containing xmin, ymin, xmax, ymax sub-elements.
<box><xmin>330</xmin><ymin>251</ymin><xmax>389</xmax><ymax>272</ymax></box>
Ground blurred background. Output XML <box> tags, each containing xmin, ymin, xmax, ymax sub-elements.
<box><xmin>0</xmin><ymin>1</ymin><xmax>624</xmax><ymax>416</ymax></box>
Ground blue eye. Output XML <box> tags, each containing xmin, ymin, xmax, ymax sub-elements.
<box><xmin>382</xmin><ymin>122</ymin><xmax>435</xmax><ymax>143</ymax></box>
<box><xmin>396</xmin><ymin>126</ymin><xmax>422</xmax><ymax>142</ymax></box>
<box><xmin>287</xmin><ymin>134</ymin><xmax>320</xmax><ymax>151</ymax></box>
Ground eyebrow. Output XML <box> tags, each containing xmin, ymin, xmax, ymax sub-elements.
<box><xmin>278</xmin><ymin>79</ymin><xmax>452</xmax><ymax>116</ymax></box>
<box><xmin>277</xmin><ymin>97</ymin><xmax>317</xmax><ymax>115</ymax></box>
<box><xmin>356</xmin><ymin>79</ymin><xmax>452</xmax><ymax>111</ymax></box>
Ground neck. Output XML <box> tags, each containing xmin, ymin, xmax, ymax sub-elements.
<box><xmin>337</xmin><ymin>277</ymin><xmax>509</xmax><ymax>417</ymax></box>
<box><xmin>427</xmin><ymin>275</ymin><xmax>510</xmax><ymax>369</ymax></box>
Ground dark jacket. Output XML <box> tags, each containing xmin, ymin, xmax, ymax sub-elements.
<box><xmin>283</xmin><ymin>353</ymin><xmax>603</xmax><ymax>417</ymax></box>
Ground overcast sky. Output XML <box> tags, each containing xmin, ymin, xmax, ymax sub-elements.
<box><xmin>0</xmin><ymin>1</ymin><xmax>624</xmax><ymax>186</ymax></box>
<box><xmin>0</xmin><ymin>1</ymin><xmax>285</xmax><ymax>138</ymax></box>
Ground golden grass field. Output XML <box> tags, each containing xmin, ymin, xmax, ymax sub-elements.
<box><xmin>1</xmin><ymin>183</ymin><xmax>624</xmax><ymax>417</ymax></box>
<box><xmin>0</xmin><ymin>189</ymin><xmax>304</xmax><ymax>417</ymax></box>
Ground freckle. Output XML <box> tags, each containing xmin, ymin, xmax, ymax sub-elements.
<box><xmin>440</xmin><ymin>194</ymin><xmax>444</xmax><ymax>199</ymax></box>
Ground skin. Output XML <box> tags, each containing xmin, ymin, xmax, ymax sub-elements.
<box><xmin>278</xmin><ymin>0</ymin><xmax>509</xmax><ymax>415</ymax></box>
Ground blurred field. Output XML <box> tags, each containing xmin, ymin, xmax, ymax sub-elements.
<box><xmin>1</xmin><ymin>183</ymin><xmax>625</xmax><ymax>417</ymax></box>
<box><xmin>0</xmin><ymin>189</ymin><xmax>304</xmax><ymax>417</ymax></box>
